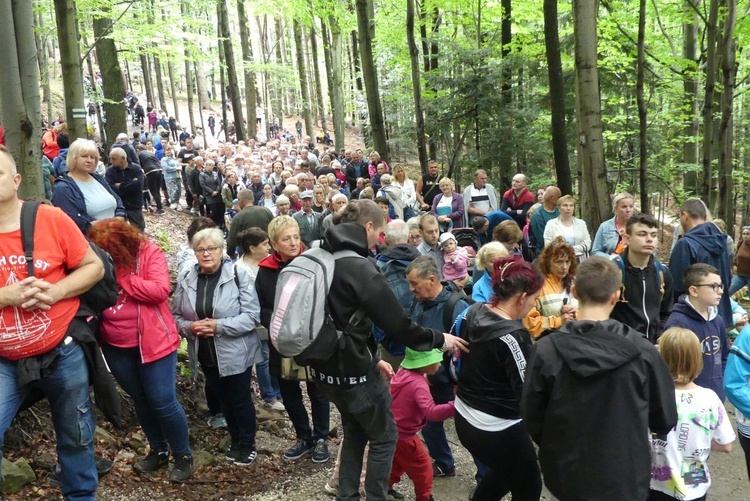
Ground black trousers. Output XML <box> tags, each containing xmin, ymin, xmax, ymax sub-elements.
<box><xmin>278</xmin><ymin>378</ymin><xmax>329</xmax><ymax>442</ymax></box>
<box><xmin>202</xmin><ymin>364</ymin><xmax>257</xmax><ymax>450</ymax></box>
<box><xmin>146</xmin><ymin>172</ymin><xmax>163</xmax><ymax>211</ymax></box>
<box><xmin>455</xmin><ymin>413</ymin><xmax>541</xmax><ymax>501</ymax></box>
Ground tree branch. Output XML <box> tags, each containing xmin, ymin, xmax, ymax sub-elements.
<box><xmin>80</xmin><ymin>0</ymin><xmax>137</xmax><ymax>64</ymax></box>
<box><xmin>650</xmin><ymin>0</ymin><xmax>678</xmax><ymax>58</ymax></box>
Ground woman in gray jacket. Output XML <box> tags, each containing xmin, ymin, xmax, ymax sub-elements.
<box><xmin>173</xmin><ymin>227</ymin><xmax>262</xmax><ymax>466</ymax></box>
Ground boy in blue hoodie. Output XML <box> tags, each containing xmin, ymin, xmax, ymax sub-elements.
<box><xmin>664</xmin><ymin>263</ymin><xmax>729</xmax><ymax>400</ymax></box>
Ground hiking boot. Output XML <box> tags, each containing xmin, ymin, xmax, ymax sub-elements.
<box><xmin>134</xmin><ymin>450</ymin><xmax>169</xmax><ymax>474</ymax></box>
<box><xmin>311</xmin><ymin>439</ymin><xmax>329</xmax><ymax>463</ymax></box>
<box><xmin>432</xmin><ymin>463</ymin><xmax>456</xmax><ymax>478</ymax></box>
<box><xmin>49</xmin><ymin>456</ymin><xmax>113</xmax><ymax>487</ymax></box>
<box><xmin>169</xmin><ymin>454</ymin><xmax>193</xmax><ymax>483</ymax></box>
<box><xmin>207</xmin><ymin>413</ymin><xmax>227</xmax><ymax>428</ymax></box>
<box><xmin>388</xmin><ymin>488</ymin><xmax>405</xmax><ymax>500</ymax></box>
<box><xmin>225</xmin><ymin>443</ymin><xmax>241</xmax><ymax>462</ymax></box>
<box><xmin>284</xmin><ymin>439</ymin><xmax>314</xmax><ymax>460</ymax></box>
<box><xmin>233</xmin><ymin>449</ymin><xmax>257</xmax><ymax>466</ymax></box>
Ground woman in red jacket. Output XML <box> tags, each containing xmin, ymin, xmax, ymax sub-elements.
<box><xmin>89</xmin><ymin>219</ymin><xmax>192</xmax><ymax>483</ymax></box>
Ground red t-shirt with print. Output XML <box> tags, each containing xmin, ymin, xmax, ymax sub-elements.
<box><xmin>0</xmin><ymin>204</ymin><xmax>89</xmax><ymax>360</ymax></box>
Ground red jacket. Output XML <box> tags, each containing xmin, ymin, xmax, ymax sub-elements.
<box><xmin>42</xmin><ymin>129</ymin><xmax>59</xmax><ymax>161</ymax></box>
<box><xmin>501</xmin><ymin>187</ymin><xmax>535</xmax><ymax>210</ymax></box>
<box><xmin>100</xmin><ymin>240</ymin><xmax>180</xmax><ymax>363</ymax></box>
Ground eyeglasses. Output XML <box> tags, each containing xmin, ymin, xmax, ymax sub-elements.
<box><xmin>694</xmin><ymin>283</ymin><xmax>724</xmax><ymax>293</ymax></box>
<box><xmin>195</xmin><ymin>246</ymin><xmax>221</xmax><ymax>255</ymax></box>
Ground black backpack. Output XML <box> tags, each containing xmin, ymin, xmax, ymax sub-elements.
<box><xmin>20</xmin><ymin>201</ymin><xmax>119</xmax><ymax>314</ymax></box>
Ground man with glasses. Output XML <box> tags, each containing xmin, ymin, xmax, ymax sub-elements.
<box><xmin>669</xmin><ymin>198</ymin><xmax>733</xmax><ymax>326</ymax></box>
<box><xmin>610</xmin><ymin>213</ymin><xmax>674</xmax><ymax>343</ymax></box>
<box><xmin>665</xmin><ymin>263</ymin><xmax>729</xmax><ymax>400</ymax></box>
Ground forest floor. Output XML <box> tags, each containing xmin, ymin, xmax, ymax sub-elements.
<box><xmin>4</xmin><ymin>102</ymin><xmax>748</xmax><ymax>500</ymax></box>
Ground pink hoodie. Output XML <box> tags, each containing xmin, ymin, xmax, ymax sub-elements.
<box><xmin>389</xmin><ymin>368</ymin><xmax>456</xmax><ymax>440</ymax></box>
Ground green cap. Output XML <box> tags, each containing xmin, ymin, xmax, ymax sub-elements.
<box><xmin>400</xmin><ymin>348</ymin><xmax>443</xmax><ymax>370</ymax></box>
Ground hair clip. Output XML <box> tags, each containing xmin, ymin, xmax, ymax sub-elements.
<box><xmin>498</xmin><ymin>262</ymin><xmax>514</xmax><ymax>282</ymax></box>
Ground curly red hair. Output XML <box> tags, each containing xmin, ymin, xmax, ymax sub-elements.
<box><xmin>88</xmin><ymin>218</ymin><xmax>146</xmax><ymax>272</ymax></box>
<box><xmin>536</xmin><ymin>237</ymin><xmax>577</xmax><ymax>291</ymax></box>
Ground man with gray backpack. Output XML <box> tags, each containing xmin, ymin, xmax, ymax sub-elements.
<box><xmin>271</xmin><ymin>200</ymin><xmax>468</xmax><ymax>501</ymax></box>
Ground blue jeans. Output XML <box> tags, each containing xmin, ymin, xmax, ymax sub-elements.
<box><xmin>730</xmin><ymin>274</ymin><xmax>750</xmax><ymax>296</ymax></box>
<box><xmin>0</xmin><ymin>340</ymin><xmax>97</xmax><ymax>500</ymax></box>
<box><xmin>256</xmin><ymin>340</ymin><xmax>281</xmax><ymax>403</ymax></box>
<box><xmin>100</xmin><ymin>345</ymin><xmax>190</xmax><ymax>456</ymax></box>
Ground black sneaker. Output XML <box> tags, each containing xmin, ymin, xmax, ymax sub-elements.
<box><xmin>134</xmin><ymin>450</ymin><xmax>169</xmax><ymax>474</ymax></box>
<box><xmin>388</xmin><ymin>488</ymin><xmax>405</xmax><ymax>500</ymax></box>
<box><xmin>225</xmin><ymin>444</ymin><xmax>241</xmax><ymax>462</ymax></box>
<box><xmin>234</xmin><ymin>449</ymin><xmax>257</xmax><ymax>466</ymax></box>
<box><xmin>283</xmin><ymin>439</ymin><xmax>314</xmax><ymax>461</ymax></box>
<box><xmin>311</xmin><ymin>439</ymin><xmax>329</xmax><ymax>463</ymax></box>
<box><xmin>169</xmin><ymin>454</ymin><xmax>193</xmax><ymax>483</ymax></box>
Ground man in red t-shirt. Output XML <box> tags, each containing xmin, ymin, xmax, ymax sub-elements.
<box><xmin>0</xmin><ymin>147</ymin><xmax>103</xmax><ymax>500</ymax></box>
<box><xmin>500</xmin><ymin>173</ymin><xmax>536</xmax><ymax>228</ymax></box>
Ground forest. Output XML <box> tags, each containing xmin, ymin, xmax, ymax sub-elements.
<box><xmin>0</xmin><ymin>0</ymin><xmax>748</xmax><ymax>237</ymax></box>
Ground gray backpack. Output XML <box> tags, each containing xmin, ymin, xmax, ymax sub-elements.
<box><xmin>270</xmin><ymin>247</ymin><xmax>364</xmax><ymax>364</ymax></box>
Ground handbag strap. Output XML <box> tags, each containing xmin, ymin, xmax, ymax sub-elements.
<box><xmin>20</xmin><ymin>201</ymin><xmax>42</xmax><ymax>278</ymax></box>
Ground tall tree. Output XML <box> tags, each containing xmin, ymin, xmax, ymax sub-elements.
<box><xmin>636</xmin><ymin>0</ymin><xmax>648</xmax><ymax>213</ymax></box>
<box><xmin>181</xmin><ymin>1</ymin><xmax>196</xmax><ymax>133</ymax></box>
<box><xmin>716</xmin><ymin>0</ymin><xmax>736</xmax><ymax>236</ymax></box>
<box><xmin>543</xmin><ymin>0</ymin><xmax>571</xmax><ymax>195</ymax></box>
<box><xmin>417</xmin><ymin>3</ymin><xmax>440</xmax><ymax>161</ymax></box>
<box><xmin>309</xmin><ymin>22</ymin><xmax>326</xmax><ymax>130</ymax></box>
<box><xmin>355</xmin><ymin>0</ymin><xmax>388</xmax><ymax>159</ymax></box>
<box><xmin>407</xmin><ymin>0</ymin><xmax>428</xmax><ymax>172</ymax></box>
<box><xmin>33</xmin><ymin>6</ymin><xmax>53</xmax><ymax>125</ymax></box>
<box><xmin>700</xmin><ymin>0</ymin><xmax>720</xmax><ymax>202</ymax></box>
<box><xmin>92</xmin><ymin>6</ymin><xmax>127</xmax><ymax>152</ymax></box>
<box><xmin>141</xmin><ymin>54</ymin><xmax>155</xmax><ymax>108</ymax></box>
<box><xmin>328</xmin><ymin>15</ymin><xmax>346</xmax><ymax>151</ymax></box>
<box><xmin>293</xmin><ymin>18</ymin><xmax>314</xmax><ymax>137</ymax></box>
<box><xmin>218</xmin><ymin>0</ymin><xmax>245</xmax><ymax>141</ymax></box>
<box><xmin>53</xmin><ymin>0</ymin><xmax>86</xmax><ymax>141</ymax></box>
<box><xmin>237</xmin><ymin>0</ymin><xmax>258</xmax><ymax>138</ymax></box>
<box><xmin>682</xmin><ymin>0</ymin><xmax>700</xmax><ymax>194</ymax></box>
<box><xmin>572</xmin><ymin>0</ymin><xmax>610</xmax><ymax>231</ymax></box>
<box><xmin>0</xmin><ymin>0</ymin><xmax>44</xmax><ymax>198</ymax></box>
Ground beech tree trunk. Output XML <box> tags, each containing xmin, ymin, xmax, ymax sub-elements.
<box><xmin>218</xmin><ymin>0</ymin><xmax>245</xmax><ymax>141</ymax></box>
<box><xmin>33</xmin><ymin>7</ymin><xmax>53</xmax><ymax>126</ymax></box>
<box><xmin>682</xmin><ymin>0</ymin><xmax>699</xmax><ymax>195</ymax></box>
<box><xmin>543</xmin><ymin>0</ymin><xmax>572</xmax><ymax>195</ymax></box>
<box><xmin>237</xmin><ymin>0</ymin><xmax>257</xmax><ymax>138</ymax></box>
<box><xmin>0</xmin><ymin>0</ymin><xmax>44</xmax><ymax>199</ymax></box>
<box><xmin>636</xmin><ymin>0</ymin><xmax>648</xmax><ymax>213</ymax></box>
<box><xmin>53</xmin><ymin>0</ymin><xmax>86</xmax><ymax>141</ymax></box>
<box><xmin>293</xmin><ymin>19</ymin><xmax>315</xmax><ymax>137</ymax></box>
<box><xmin>573</xmin><ymin>0</ymin><xmax>610</xmax><ymax>231</ymax></box>
<box><xmin>181</xmin><ymin>1</ymin><xmax>196</xmax><ymax>133</ymax></box>
<box><xmin>717</xmin><ymin>0</ymin><xmax>736</xmax><ymax>236</ymax></box>
<box><xmin>92</xmin><ymin>10</ymin><xmax>127</xmax><ymax>152</ymax></box>
<box><xmin>140</xmin><ymin>54</ymin><xmax>154</xmax><ymax>109</ymax></box>
<box><xmin>407</xmin><ymin>0</ymin><xmax>428</xmax><ymax>173</ymax></box>
<box><xmin>321</xmin><ymin>19</ymin><xmax>335</xmax><ymax>129</ymax></box>
<box><xmin>355</xmin><ymin>0</ymin><xmax>388</xmax><ymax>159</ymax></box>
<box><xmin>308</xmin><ymin>23</ymin><xmax>326</xmax><ymax>130</ymax></box>
<box><xmin>701</xmin><ymin>0</ymin><xmax>720</xmax><ymax>202</ymax></box>
<box><xmin>328</xmin><ymin>16</ymin><xmax>346</xmax><ymax>151</ymax></box>
<box><xmin>417</xmin><ymin>3</ymin><xmax>440</xmax><ymax>161</ymax></box>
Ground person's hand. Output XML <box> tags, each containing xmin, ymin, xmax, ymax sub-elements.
<box><xmin>451</xmin><ymin>255</ymin><xmax>458</xmax><ymax>263</ymax></box>
<box><xmin>421</xmin><ymin>203</ymin><xmax>430</xmax><ymax>211</ymax></box>
<box><xmin>737</xmin><ymin>315</ymin><xmax>749</xmax><ymax>329</ymax></box>
<box><xmin>0</xmin><ymin>280</ymin><xmax>34</xmax><ymax>309</ymax></box>
<box><xmin>19</xmin><ymin>277</ymin><xmax>65</xmax><ymax>310</ymax></box>
<box><xmin>562</xmin><ymin>312</ymin><xmax>576</xmax><ymax>323</ymax></box>
<box><xmin>376</xmin><ymin>360</ymin><xmax>395</xmax><ymax>381</ymax></box>
<box><xmin>442</xmin><ymin>333</ymin><xmax>469</xmax><ymax>354</ymax></box>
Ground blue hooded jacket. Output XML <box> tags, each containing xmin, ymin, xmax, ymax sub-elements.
<box><xmin>51</xmin><ymin>173</ymin><xmax>126</xmax><ymax>234</ymax></box>
<box><xmin>664</xmin><ymin>296</ymin><xmax>728</xmax><ymax>400</ymax></box>
<box><xmin>669</xmin><ymin>222</ymin><xmax>732</xmax><ymax>325</ymax></box>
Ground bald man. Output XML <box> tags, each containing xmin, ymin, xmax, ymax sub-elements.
<box><xmin>105</xmin><ymin>147</ymin><xmax>145</xmax><ymax>231</ymax></box>
<box><xmin>110</xmin><ymin>132</ymin><xmax>141</xmax><ymax>167</ymax></box>
<box><xmin>500</xmin><ymin>173</ymin><xmax>535</xmax><ymax>227</ymax></box>
<box><xmin>530</xmin><ymin>186</ymin><xmax>562</xmax><ymax>253</ymax></box>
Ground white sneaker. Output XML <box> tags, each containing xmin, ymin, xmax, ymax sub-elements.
<box><xmin>271</xmin><ymin>400</ymin><xmax>285</xmax><ymax>412</ymax></box>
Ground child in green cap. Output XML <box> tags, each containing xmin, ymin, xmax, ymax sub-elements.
<box><xmin>388</xmin><ymin>348</ymin><xmax>456</xmax><ymax>501</ymax></box>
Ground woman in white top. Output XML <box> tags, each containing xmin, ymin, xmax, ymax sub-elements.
<box><xmin>392</xmin><ymin>164</ymin><xmax>417</xmax><ymax>211</ymax></box>
<box><xmin>260</xmin><ymin>183</ymin><xmax>277</xmax><ymax>215</ymax></box>
<box><xmin>543</xmin><ymin>195</ymin><xmax>591</xmax><ymax>260</ymax></box>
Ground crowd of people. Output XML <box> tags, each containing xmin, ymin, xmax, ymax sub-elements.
<box><xmin>1</xmin><ymin>111</ymin><xmax>750</xmax><ymax>501</ymax></box>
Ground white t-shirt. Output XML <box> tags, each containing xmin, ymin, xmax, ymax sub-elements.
<box><xmin>437</xmin><ymin>195</ymin><xmax>453</xmax><ymax>208</ymax></box>
<box><xmin>560</xmin><ymin>223</ymin><xmax>576</xmax><ymax>247</ymax></box>
<box><xmin>650</xmin><ymin>386</ymin><xmax>735</xmax><ymax>500</ymax></box>
<box><xmin>469</xmin><ymin>185</ymin><xmax>490</xmax><ymax>214</ymax></box>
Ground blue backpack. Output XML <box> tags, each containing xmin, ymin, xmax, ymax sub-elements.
<box><xmin>444</xmin><ymin>294</ymin><xmax>474</xmax><ymax>383</ymax></box>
